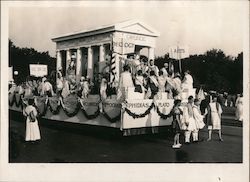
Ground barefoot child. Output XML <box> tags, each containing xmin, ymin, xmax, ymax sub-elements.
<box><xmin>171</xmin><ymin>99</ymin><xmax>183</xmax><ymax>148</ymax></box>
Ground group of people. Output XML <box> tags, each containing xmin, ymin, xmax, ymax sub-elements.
<box><xmin>117</xmin><ymin>58</ymin><xmax>194</xmax><ymax>101</ymax></box>
<box><xmin>171</xmin><ymin>94</ymin><xmax>223</xmax><ymax>149</ymax></box>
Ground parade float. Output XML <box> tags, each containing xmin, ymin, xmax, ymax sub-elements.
<box><xmin>9</xmin><ymin>20</ymin><xmax>195</xmax><ymax>136</ymax></box>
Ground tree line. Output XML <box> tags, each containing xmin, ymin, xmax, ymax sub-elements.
<box><xmin>9</xmin><ymin>39</ymin><xmax>243</xmax><ymax>94</ymax></box>
<box><xmin>155</xmin><ymin>49</ymin><xmax>243</xmax><ymax>94</ymax></box>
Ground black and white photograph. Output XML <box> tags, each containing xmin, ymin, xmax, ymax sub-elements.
<box><xmin>1</xmin><ymin>1</ymin><xmax>249</xmax><ymax>181</ymax></box>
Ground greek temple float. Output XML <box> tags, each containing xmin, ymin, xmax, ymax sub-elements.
<box><xmin>9</xmin><ymin>20</ymin><xmax>196</xmax><ymax>136</ymax></box>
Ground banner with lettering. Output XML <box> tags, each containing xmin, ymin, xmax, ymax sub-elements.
<box><xmin>29</xmin><ymin>64</ymin><xmax>48</xmax><ymax>77</ymax></box>
<box><xmin>169</xmin><ymin>46</ymin><xmax>189</xmax><ymax>60</ymax></box>
<box><xmin>113</xmin><ymin>37</ymin><xmax>135</xmax><ymax>55</ymax></box>
<box><xmin>122</xmin><ymin>99</ymin><xmax>174</xmax><ymax>129</ymax></box>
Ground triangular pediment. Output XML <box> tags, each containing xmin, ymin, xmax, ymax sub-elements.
<box><xmin>114</xmin><ymin>20</ymin><xmax>160</xmax><ymax>37</ymax></box>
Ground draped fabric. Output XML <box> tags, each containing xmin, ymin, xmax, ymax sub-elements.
<box><xmin>35</xmin><ymin>96</ymin><xmax>47</xmax><ymax>116</ymax></box>
<box><xmin>48</xmin><ymin>96</ymin><xmax>61</xmax><ymax>114</ymax></box>
<box><xmin>62</xmin><ymin>94</ymin><xmax>80</xmax><ymax>117</ymax></box>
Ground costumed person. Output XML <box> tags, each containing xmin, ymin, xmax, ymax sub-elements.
<box><xmin>148</xmin><ymin>59</ymin><xmax>159</xmax><ymax>77</ymax></box>
<box><xmin>81</xmin><ymin>77</ymin><xmax>90</xmax><ymax>99</ymax></box>
<box><xmin>183</xmin><ymin>96</ymin><xmax>197</xmax><ymax>144</ymax></box>
<box><xmin>141</xmin><ymin>59</ymin><xmax>149</xmax><ymax>75</ymax></box>
<box><xmin>56</xmin><ymin>72</ymin><xmax>64</xmax><ymax>96</ymax></box>
<box><xmin>117</xmin><ymin>65</ymin><xmax>134</xmax><ymax>101</ymax></box>
<box><xmin>69</xmin><ymin>79</ymin><xmax>77</xmax><ymax>94</ymax></box>
<box><xmin>134</xmin><ymin>70</ymin><xmax>145</xmax><ymax>94</ymax></box>
<box><xmin>146</xmin><ymin>70</ymin><xmax>159</xmax><ymax>99</ymax></box>
<box><xmin>193</xmin><ymin>98</ymin><xmax>205</xmax><ymax>142</ymax></box>
<box><xmin>43</xmin><ymin>79</ymin><xmax>54</xmax><ymax>97</ymax></box>
<box><xmin>23</xmin><ymin>81</ymin><xmax>33</xmax><ymax>98</ymax></box>
<box><xmin>206</xmin><ymin>95</ymin><xmax>223</xmax><ymax>141</ymax></box>
<box><xmin>171</xmin><ymin>99</ymin><xmax>183</xmax><ymax>148</ymax></box>
<box><xmin>61</xmin><ymin>78</ymin><xmax>70</xmax><ymax>99</ymax></box>
<box><xmin>22</xmin><ymin>98</ymin><xmax>41</xmax><ymax>143</ymax></box>
<box><xmin>182</xmin><ymin>70</ymin><xmax>193</xmax><ymax>91</ymax></box>
<box><xmin>157</xmin><ymin>70</ymin><xmax>167</xmax><ymax>99</ymax></box>
<box><xmin>235</xmin><ymin>93</ymin><xmax>243</xmax><ymax>122</ymax></box>
<box><xmin>67</xmin><ymin>58</ymin><xmax>76</xmax><ymax>82</ymax></box>
<box><xmin>161</xmin><ymin>63</ymin><xmax>169</xmax><ymax>77</ymax></box>
<box><xmin>100</xmin><ymin>75</ymin><xmax>108</xmax><ymax>100</ymax></box>
<box><xmin>172</xmin><ymin>72</ymin><xmax>182</xmax><ymax>99</ymax></box>
<box><xmin>196</xmin><ymin>86</ymin><xmax>205</xmax><ymax>102</ymax></box>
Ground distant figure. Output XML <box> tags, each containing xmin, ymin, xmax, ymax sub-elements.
<box><xmin>207</xmin><ymin>95</ymin><xmax>223</xmax><ymax>141</ymax></box>
<box><xmin>134</xmin><ymin>70</ymin><xmax>145</xmax><ymax>93</ymax></box>
<box><xmin>43</xmin><ymin>79</ymin><xmax>54</xmax><ymax>97</ymax></box>
<box><xmin>157</xmin><ymin>70</ymin><xmax>167</xmax><ymax>93</ymax></box>
<box><xmin>22</xmin><ymin>98</ymin><xmax>41</xmax><ymax>142</ymax></box>
<box><xmin>171</xmin><ymin>99</ymin><xmax>183</xmax><ymax>148</ymax></box>
<box><xmin>235</xmin><ymin>93</ymin><xmax>243</xmax><ymax>122</ymax></box>
<box><xmin>100</xmin><ymin>75</ymin><xmax>108</xmax><ymax>100</ymax></box>
<box><xmin>172</xmin><ymin>73</ymin><xmax>182</xmax><ymax>100</ymax></box>
<box><xmin>67</xmin><ymin>59</ymin><xmax>76</xmax><ymax>82</ymax></box>
<box><xmin>56</xmin><ymin>72</ymin><xmax>63</xmax><ymax>96</ymax></box>
<box><xmin>81</xmin><ymin>77</ymin><xmax>90</xmax><ymax>99</ymax></box>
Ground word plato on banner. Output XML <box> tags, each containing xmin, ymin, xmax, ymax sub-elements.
<box><xmin>113</xmin><ymin>37</ymin><xmax>135</xmax><ymax>55</ymax></box>
<box><xmin>29</xmin><ymin>64</ymin><xmax>48</xmax><ymax>77</ymax></box>
<box><xmin>169</xmin><ymin>46</ymin><xmax>189</xmax><ymax>60</ymax></box>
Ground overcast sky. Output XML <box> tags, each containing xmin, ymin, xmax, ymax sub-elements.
<box><xmin>8</xmin><ymin>1</ymin><xmax>248</xmax><ymax>58</ymax></box>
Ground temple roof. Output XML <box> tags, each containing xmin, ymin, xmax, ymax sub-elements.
<box><xmin>52</xmin><ymin>19</ymin><xmax>160</xmax><ymax>42</ymax></box>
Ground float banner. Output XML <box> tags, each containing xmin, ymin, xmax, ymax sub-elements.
<box><xmin>113</xmin><ymin>37</ymin><xmax>135</xmax><ymax>54</ymax></box>
<box><xmin>29</xmin><ymin>64</ymin><xmax>48</xmax><ymax>77</ymax></box>
<box><xmin>169</xmin><ymin>46</ymin><xmax>189</xmax><ymax>60</ymax></box>
<box><xmin>122</xmin><ymin>99</ymin><xmax>174</xmax><ymax>129</ymax></box>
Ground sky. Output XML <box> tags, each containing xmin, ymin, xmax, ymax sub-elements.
<box><xmin>8</xmin><ymin>1</ymin><xmax>248</xmax><ymax>58</ymax></box>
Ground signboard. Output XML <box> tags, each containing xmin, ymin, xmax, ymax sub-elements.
<box><xmin>169</xmin><ymin>46</ymin><xmax>189</xmax><ymax>60</ymax></box>
<box><xmin>113</xmin><ymin>37</ymin><xmax>135</xmax><ymax>54</ymax></box>
<box><xmin>122</xmin><ymin>99</ymin><xmax>174</xmax><ymax>129</ymax></box>
<box><xmin>29</xmin><ymin>64</ymin><xmax>48</xmax><ymax>77</ymax></box>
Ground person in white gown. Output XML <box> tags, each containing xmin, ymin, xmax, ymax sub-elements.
<box><xmin>235</xmin><ymin>94</ymin><xmax>243</xmax><ymax>121</ymax></box>
<box><xmin>182</xmin><ymin>70</ymin><xmax>193</xmax><ymax>91</ymax></box>
<box><xmin>23</xmin><ymin>98</ymin><xmax>41</xmax><ymax>142</ymax></box>
<box><xmin>193</xmin><ymin>99</ymin><xmax>205</xmax><ymax>142</ymax></box>
<box><xmin>183</xmin><ymin>96</ymin><xmax>197</xmax><ymax>143</ymax></box>
<box><xmin>117</xmin><ymin>65</ymin><xmax>134</xmax><ymax>100</ymax></box>
<box><xmin>207</xmin><ymin>95</ymin><xmax>223</xmax><ymax>141</ymax></box>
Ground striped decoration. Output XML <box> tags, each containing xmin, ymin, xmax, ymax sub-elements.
<box><xmin>110</xmin><ymin>41</ymin><xmax>117</xmax><ymax>86</ymax></box>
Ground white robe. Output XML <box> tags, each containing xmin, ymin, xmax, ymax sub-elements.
<box><xmin>193</xmin><ymin>105</ymin><xmax>205</xmax><ymax>129</ymax></box>
<box><xmin>235</xmin><ymin>97</ymin><xmax>243</xmax><ymax>121</ymax></box>
<box><xmin>209</xmin><ymin>102</ymin><xmax>222</xmax><ymax>130</ymax></box>
<box><xmin>23</xmin><ymin>105</ymin><xmax>41</xmax><ymax>141</ymax></box>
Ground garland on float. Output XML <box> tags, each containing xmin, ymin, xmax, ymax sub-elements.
<box><xmin>35</xmin><ymin>96</ymin><xmax>48</xmax><ymax>117</ymax></box>
<box><xmin>14</xmin><ymin>94</ymin><xmax>23</xmax><ymax>107</ymax></box>
<box><xmin>156</xmin><ymin>106</ymin><xmax>172</xmax><ymax>119</ymax></box>
<box><xmin>124</xmin><ymin>103</ymin><xmax>155</xmax><ymax>119</ymax></box>
<box><xmin>61</xmin><ymin>96</ymin><xmax>81</xmax><ymax>117</ymax></box>
<box><xmin>102</xmin><ymin>109</ymin><xmax>121</xmax><ymax>123</ymax></box>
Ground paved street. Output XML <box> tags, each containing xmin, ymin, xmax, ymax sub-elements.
<box><xmin>9</xmin><ymin>111</ymin><xmax>242</xmax><ymax>163</ymax></box>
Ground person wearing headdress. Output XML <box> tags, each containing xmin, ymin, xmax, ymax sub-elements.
<box><xmin>183</xmin><ymin>96</ymin><xmax>197</xmax><ymax>144</ymax></box>
<box><xmin>81</xmin><ymin>76</ymin><xmax>90</xmax><ymax>99</ymax></box>
<box><xmin>206</xmin><ymin>95</ymin><xmax>223</xmax><ymax>141</ymax></box>
<box><xmin>193</xmin><ymin>98</ymin><xmax>205</xmax><ymax>142</ymax></box>
<box><xmin>134</xmin><ymin>70</ymin><xmax>146</xmax><ymax>94</ymax></box>
<box><xmin>22</xmin><ymin>98</ymin><xmax>41</xmax><ymax>142</ymax></box>
<box><xmin>161</xmin><ymin>63</ymin><xmax>169</xmax><ymax>77</ymax></box>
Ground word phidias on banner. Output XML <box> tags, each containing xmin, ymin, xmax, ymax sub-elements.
<box><xmin>126</xmin><ymin>102</ymin><xmax>171</xmax><ymax>108</ymax></box>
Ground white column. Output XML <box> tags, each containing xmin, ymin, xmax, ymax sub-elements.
<box><xmin>76</xmin><ymin>48</ymin><xmax>82</xmax><ymax>82</ymax></box>
<box><xmin>56</xmin><ymin>50</ymin><xmax>62</xmax><ymax>71</ymax></box>
<box><xmin>99</xmin><ymin>44</ymin><xmax>105</xmax><ymax>73</ymax></box>
<box><xmin>148</xmin><ymin>47</ymin><xmax>155</xmax><ymax>61</ymax></box>
<box><xmin>87</xmin><ymin>46</ymin><xmax>93</xmax><ymax>80</ymax></box>
<box><xmin>66</xmin><ymin>49</ymin><xmax>71</xmax><ymax>71</ymax></box>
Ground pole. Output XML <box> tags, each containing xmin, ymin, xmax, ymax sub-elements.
<box><xmin>177</xmin><ymin>45</ymin><xmax>182</xmax><ymax>74</ymax></box>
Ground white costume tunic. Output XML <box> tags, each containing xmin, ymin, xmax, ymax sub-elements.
<box><xmin>235</xmin><ymin>96</ymin><xmax>243</xmax><ymax>121</ymax></box>
<box><xmin>208</xmin><ymin>102</ymin><xmax>222</xmax><ymax>130</ymax></box>
<box><xmin>193</xmin><ymin>105</ymin><xmax>205</xmax><ymax>129</ymax></box>
<box><xmin>23</xmin><ymin>105</ymin><xmax>41</xmax><ymax>141</ymax></box>
<box><xmin>182</xmin><ymin>73</ymin><xmax>193</xmax><ymax>90</ymax></box>
<box><xmin>183</xmin><ymin>104</ymin><xmax>197</xmax><ymax>131</ymax></box>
